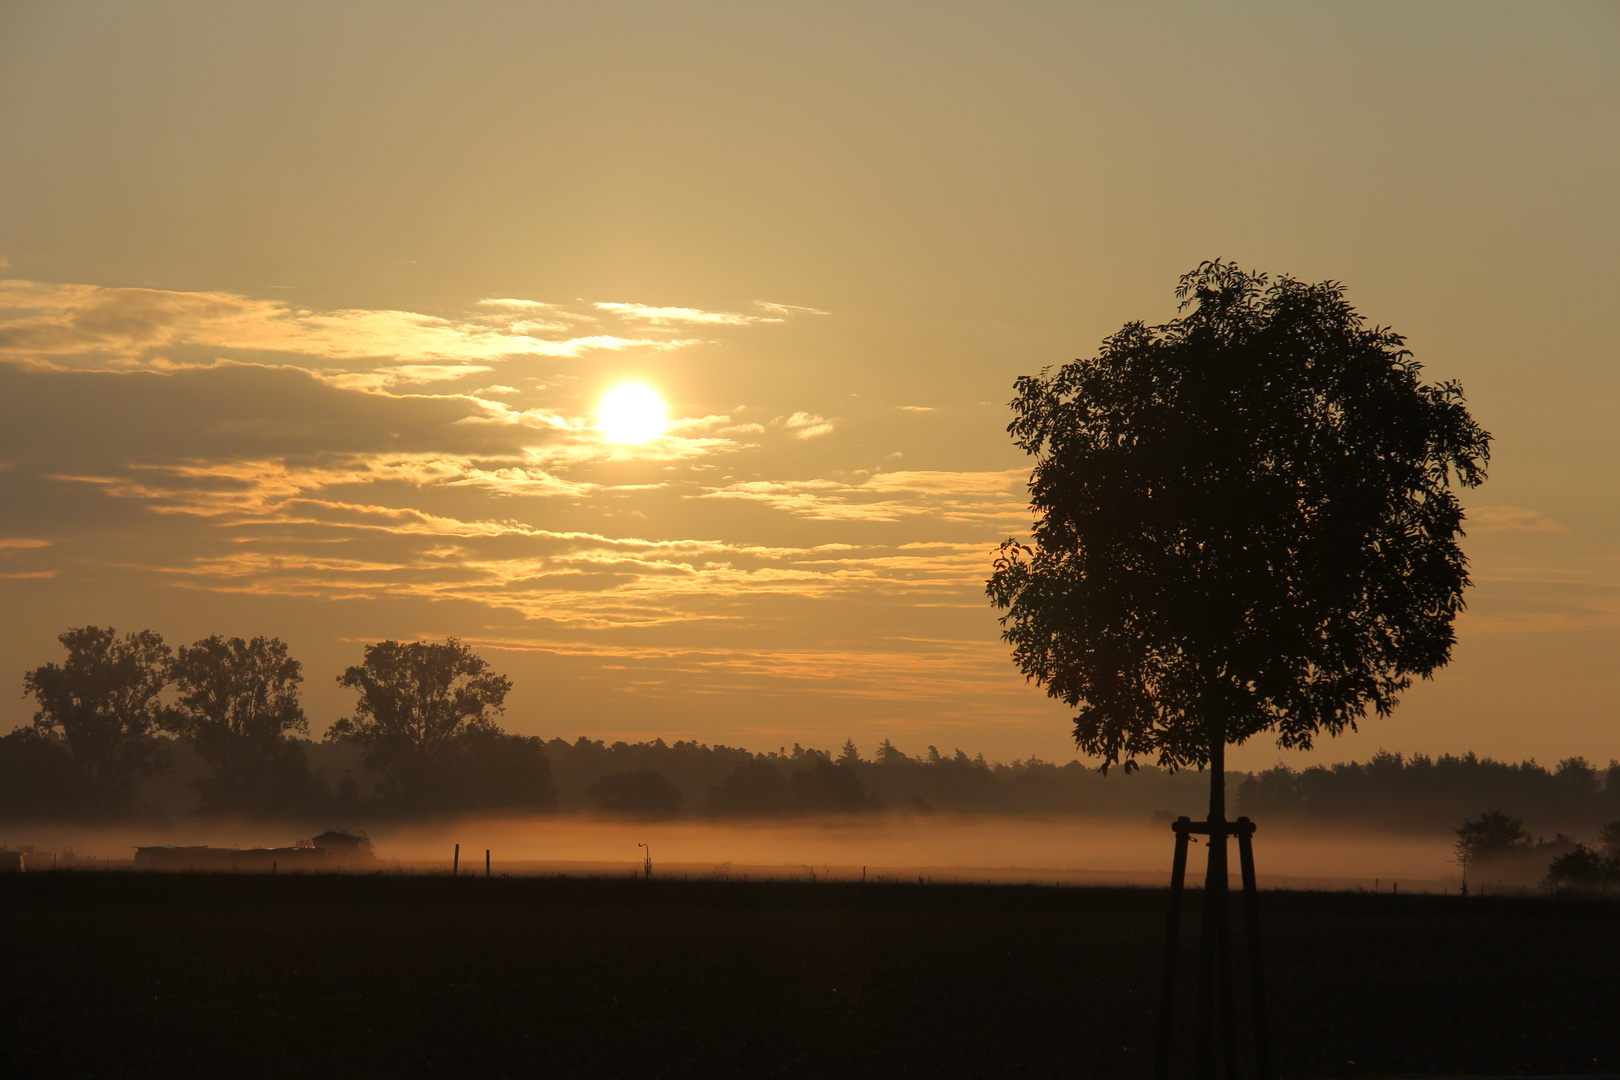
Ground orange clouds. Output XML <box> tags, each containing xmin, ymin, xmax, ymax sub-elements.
<box><xmin>0</xmin><ymin>280</ymin><xmax>769</xmax><ymax>379</ymax></box>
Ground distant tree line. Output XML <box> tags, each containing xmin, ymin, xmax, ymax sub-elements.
<box><xmin>542</xmin><ymin>736</ymin><xmax>1216</xmax><ymax>820</ymax></box>
<box><xmin>1235</xmin><ymin>751</ymin><xmax>1620</xmax><ymax>835</ymax></box>
<box><xmin>5</xmin><ymin>627</ymin><xmax>1620</xmax><ymax>840</ymax></box>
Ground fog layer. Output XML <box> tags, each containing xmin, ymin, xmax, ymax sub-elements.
<box><xmin>6</xmin><ymin>815</ymin><xmax>1462</xmax><ymax>892</ymax></box>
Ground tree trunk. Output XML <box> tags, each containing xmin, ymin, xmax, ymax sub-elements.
<box><xmin>1208</xmin><ymin>721</ymin><xmax>1225</xmax><ymax>822</ymax></box>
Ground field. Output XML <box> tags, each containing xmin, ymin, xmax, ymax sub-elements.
<box><xmin>2</xmin><ymin>873</ymin><xmax>1616</xmax><ymax>1079</ymax></box>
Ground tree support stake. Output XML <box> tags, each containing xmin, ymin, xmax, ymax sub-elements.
<box><xmin>1154</xmin><ymin>815</ymin><xmax>1271</xmax><ymax>1080</ymax></box>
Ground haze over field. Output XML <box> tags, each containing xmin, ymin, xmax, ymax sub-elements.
<box><xmin>1</xmin><ymin>2</ymin><xmax>1616</xmax><ymax>771</ymax></box>
<box><xmin>9</xmin><ymin>815</ymin><xmax>1464</xmax><ymax>893</ymax></box>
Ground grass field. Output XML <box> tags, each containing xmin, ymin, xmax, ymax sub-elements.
<box><xmin>2</xmin><ymin>873</ymin><xmax>1616</xmax><ymax>1079</ymax></box>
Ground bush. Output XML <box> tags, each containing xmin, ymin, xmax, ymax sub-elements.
<box><xmin>1545</xmin><ymin>843</ymin><xmax>1617</xmax><ymax>893</ymax></box>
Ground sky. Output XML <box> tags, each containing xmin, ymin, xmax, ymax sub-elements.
<box><xmin>1</xmin><ymin>1</ymin><xmax>1616</xmax><ymax>770</ymax></box>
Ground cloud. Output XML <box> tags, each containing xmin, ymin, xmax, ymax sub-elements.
<box><xmin>0</xmin><ymin>278</ymin><xmax>1029</xmax><ymax>671</ymax></box>
<box><xmin>0</xmin><ymin>280</ymin><xmax>717</xmax><ymax>377</ymax></box>
<box><xmin>782</xmin><ymin>411</ymin><xmax>835</xmax><ymax>439</ymax></box>
<box><xmin>754</xmin><ymin>301</ymin><xmax>829</xmax><ymax>317</ymax></box>
<box><xmin>1467</xmin><ymin>505</ymin><xmax>1568</xmax><ymax>533</ymax></box>
<box><xmin>594</xmin><ymin>302</ymin><xmax>771</xmax><ymax>326</ymax></box>
<box><xmin>477</xmin><ymin>298</ymin><xmax>563</xmax><ymax>311</ymax></box>
<box><xmin>898</xmin><ymin>405</ymin><xmax>935</xmax><ymax>412</ymax></box>
<box><xmin>0</xmin><ymin>363</ymin><xmax>1018</xmax><ymax>632</ymax></box>
<box><xmin>700</xmin><ymin>469</ymin><xmax>1028</xmax><ymax>524</ymax></box>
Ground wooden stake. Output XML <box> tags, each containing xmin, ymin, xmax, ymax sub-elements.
<box><xmin>453</xmin><ymin>843</ymin><xmax>459</xmax><ymax>877</ymax></box>
<box><xmin>1153</xmin><ymin>818</ymin><xmax>1191</xmax><ymax>1080</ymax></box>
<box><xmin>1238</xmin><ymin>818</ymin><xmax>1273</xmax><ymax>1080</ymax></box>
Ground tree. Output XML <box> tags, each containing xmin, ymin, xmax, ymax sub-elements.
<box><xmin>1454</xmin><ymin>809</ymin><xmax>1533</xmax><ymax>866</ymax></box>
<box><xmin>329</xmin><ymin>639</ymin><xmax>512</xmax><ymax>812</ymax></box>
<box><xmin>986</xmin><ymin>261</ymin><xmax>1491</xmax><ymax>820</ymax></box>
<box><xmin>1545</xmin><ymin>843</ymin><xmax>1615</xmax><ymax>892</ymax></box>
<box><xmin>788</xmin><ymin>755</ymin><xmax>881</xmax><ymax>814</ymax></box>
<box><xmin>588</xmin><ymin>769</ymin><xmax>685</xmax><ymax>818</ymax></box>
<box><xmin>705</xmin><ymin>757</ymin><xmax>791</xmax><ymax>817</ymax></box>
<box><xmin>0</xmin><ymin>728</ymin><xmax>86</xmax><ymax>820</ymax></box>
<box><xmin>166</xmin><ymin>634</ymin><xmax>321</xmax><ymax>817</ymax></box>
<box><xmin>446</xmin><ymin>730</ymin><xmax>559</xmax><ymax>813</ymax></box>
<box><xmin>23</xmin><ymin>626</ymin><xmax>172</xmax><ymax>815</ymax></box>
<box><xmin>1599</xmin><ymin>820</ymin><xmax>1620</xmax><ymax>862</ymax></box>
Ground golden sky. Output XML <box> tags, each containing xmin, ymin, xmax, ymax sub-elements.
<box><xmin>1</xmin><ymin>2</ymin><xmax>1615</xmax><ymax>768</ymax></box>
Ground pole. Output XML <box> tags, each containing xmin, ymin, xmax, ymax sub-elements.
<box><xmin>453</xmin><ymin>843</ymin><xmax>459</xmax><ymax>877</ymax></box>
<box><xmin>1238</xmin><ymin>819</ymin><xmax>1272</xmax><ymax>1080</ymax></box>
<box><xmin>486</xmin><ymin>849</ymin><xmax>491</xmax><ymax>878</ymax></box>
<box><xmin>1154</xmin><ymin>818</ymin><xmax>1192</xmax><ymax>1080</ymax></box>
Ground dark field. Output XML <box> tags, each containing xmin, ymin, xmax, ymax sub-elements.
<box><xmin>2</xmin><ymin>874</ymin><xmax>1617</xmax><ymax>1079</ymax></box>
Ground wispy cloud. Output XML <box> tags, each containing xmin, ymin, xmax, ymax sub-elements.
<box><xmin>701</xmin><ymin>469</ymin><xmax>1028</xmax><ymax>524</ymax></box>
<box><xmin>0</xmin><ymin>278</ymin><xmax>1041</xmax><ymax>707</ymax></box>
<box><xmin>594</xmin><ymin>302</ymin><xmax>768</xmax><ymax>326</ymax></box>
<box><xmin>0</xmin><ymin>281</ymin><xmax>777</xmax><ymax>381</ymax></box>
<box><xmin>1468</xmin><ymin>505</ymin><xmax>1569</xmax><ymax>533</ymax></box>
<box><xmin>754</xmin><ymin>301</ymin><xmax>829</xmax><ymax>318</ymax></box>
<box><xmin>782</xmin><ymin>411</ymin><xmax>835</xmax><ymax>439</ymax></box>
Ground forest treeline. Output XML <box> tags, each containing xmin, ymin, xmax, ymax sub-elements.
<box><xmin>4</xmin><ymin>627</ymin><xmax>1619</xmax><ymax>837</ymax></box>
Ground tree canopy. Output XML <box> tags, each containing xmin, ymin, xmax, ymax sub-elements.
<box><xmin>167</xmin><ymin>634</ymin><xmax>315</xmax><ymax>816</ymax></box>
<box><xmin>1454</xmin><ymin>809</ymin><xmax>1533</xmax><ymax>864</ymax></box>
<box><xmin>23</xmin><ymin>626</ymin><xmax>172</xmax><ymax>814</ymax></box>
<box><xmin>167</xmin><ymin>634</ymin><xmax>307</xmax><ymax>772</ymax></box>
<box><xmin>330</xmin><ymin>638</ymin><xmax>511</xmax><ymax>810</ymax></box>
<box><xmin>986</xmin><ymin>262</ymin><xmax>1491</xmax><ymax>799</ymax></box>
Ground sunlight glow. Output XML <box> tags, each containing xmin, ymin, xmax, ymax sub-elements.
<box><xmin>597</xmin><ymin>382</ymin><xmax>667</xmax><ymax>444</ymax></box>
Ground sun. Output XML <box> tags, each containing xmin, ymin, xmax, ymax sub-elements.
<box><xmin>597</xmin><ymin>382</ymin><xmax>667</xmax><ymax>444</ymax></box>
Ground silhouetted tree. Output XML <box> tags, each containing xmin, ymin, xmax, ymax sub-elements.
<box><xmin>23</xmin><ymin>626</ymin><xmax>171</xmax><ymax>815</ymax></box>
<box><xmin>1455</xmin><ymin>809</ymin><xmax>1533</xmax><ymax>865</ymax></box>
<box><xmin>838</xmin><ymin>739</ymin><xmax>862</xmax><ymax>769</ymax></box>
<box><xmin>588</xmin><ymin>769</ymin><xmax>684</xmax><ymax>818</ymax></box>
<box><xmin>329</xmin><ymin>638</ymin><xmax>511</xmax><ymax>813</ymax></box>
<box><xmin>1599</xmin><ymin>821</ymin><xmax>1620</xmax><ymax>862</ymax></box>
<box><xmin>987</xmin><ymin>261</ymin><xmax>1491</xmax><ymax>820</ymax></box>
<box><xmin>706</xmin><ymin>757</ymin><xmax>792</xmax><ymax>817</ymax></box>
<box><xmin>167</xmin><ymin>634</ymin><xmax>324</xmax><ymax>816</ymax></box>
<box><xmin>0</xmin><ymin>729</ymin><xmax>86</xmax><ymax>819</ymax></box>
<box><xmin>789</xmin><ymin>755</ymin><xmax>882</xmax><ymax>813</ymax></box>
<box><xmin>1545</xmin><ymin>843</ymin><xmax>1615</xmax><ymax>892</ymax></box>
<box><xmin>447</xmin><ymin>730</ymin><xmax>558</xmax><ymax>812</ymax></box>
